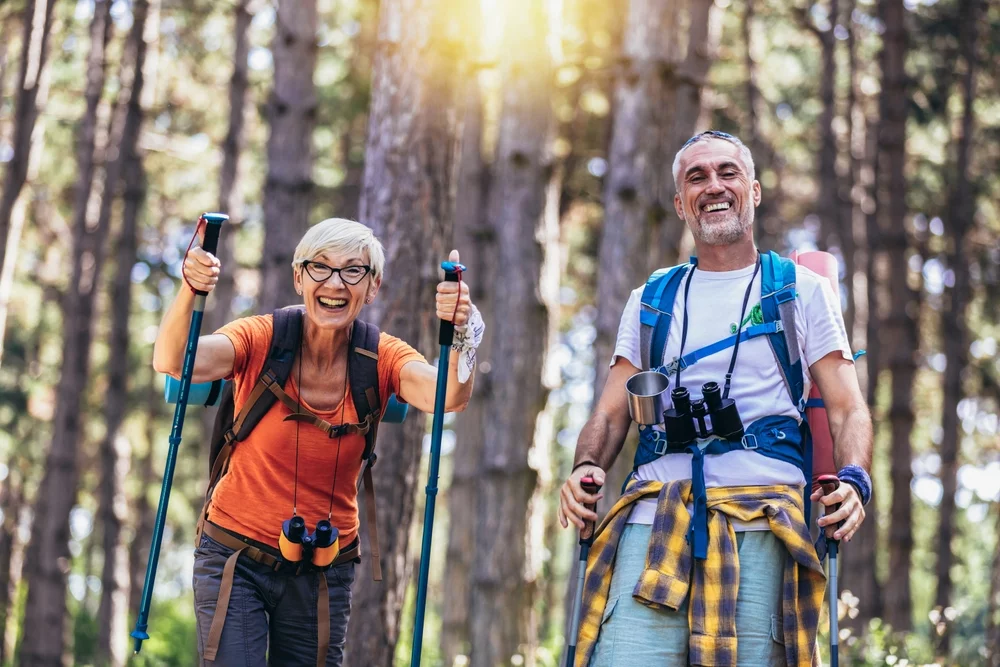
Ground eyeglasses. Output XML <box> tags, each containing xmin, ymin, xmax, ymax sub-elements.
<box><xmin>681</xmin><ymin>130</ymin><xmax>737</xmax><ymax>150</ymax></box>
<box><xmin>301</xmin><ymin>260</ymin><xmax>372</xmax><ymax>285</ymax></box>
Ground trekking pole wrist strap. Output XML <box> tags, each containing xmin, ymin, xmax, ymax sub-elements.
<box><xmin>837</xmin><ymin>464</ymin><xmax>872</xmax><ymax>506</ymax></box>
<box><xmin>451</xmin><ymin>303</ymin><xmax>484</xmax><ymax>384</ymax></box>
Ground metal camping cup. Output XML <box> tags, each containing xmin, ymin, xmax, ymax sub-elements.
<box><xmin>626</xmin><ymin>371</ymin><xmax>670</xmax><ymax>425</ymax></box>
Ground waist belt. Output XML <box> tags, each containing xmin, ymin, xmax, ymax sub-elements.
<box><xmin>200</xmin><ymin>522</ymin><xmax>359</xmax><ymax>665</ymax></box>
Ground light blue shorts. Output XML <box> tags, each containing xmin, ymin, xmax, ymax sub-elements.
<box><xmin>590</xmin><ymin>523</ymin><xmax>787</xmax><ymax>667</ymax></box>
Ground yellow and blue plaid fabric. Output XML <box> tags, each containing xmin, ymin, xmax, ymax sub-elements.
<box><xmin>575</xmin><ymin>479</ymin><xmax>826</xmax><ymax>667</ymax></box>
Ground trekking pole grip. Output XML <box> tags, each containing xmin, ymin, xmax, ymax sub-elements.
<box><xmin>194</xmin><ymin>213</ymin><xmax>228</xmax><ymax>297</ymax></box>
<box><xmin>580</xmin><ymin>477</ymin><xmax>602</xmax><ymax>544</ymax></box>
<box><xmin>439</xmin><ymin>261</ymin><xmax>465</xmax><ymax>346</ymax></box>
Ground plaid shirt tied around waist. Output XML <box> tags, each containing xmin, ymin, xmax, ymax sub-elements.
<box><xmin>575</xmin><ymin>479</ymin><xmax>826</xmax><ymax>667</ymax></box>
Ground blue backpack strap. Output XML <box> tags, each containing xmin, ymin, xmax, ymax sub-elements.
<box><xmin>761</xmin><ymin>251</ymin><xmax>813</xmax><ymax>522</ymax></box>
<box><xmin>639</xmin><ymin>263</ymin><xmax>691</xmax><ymax>370</ymax></box>
<box><xmin>760</xmin><ymin>251</ymin><xmax>803</xmax><ymax>408</ymax></box>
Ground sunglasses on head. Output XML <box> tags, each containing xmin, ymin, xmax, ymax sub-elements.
<box><xmin>681</xmin><ymin>130</ymin><xmax>738</xmax><ymax>150</ymax></box>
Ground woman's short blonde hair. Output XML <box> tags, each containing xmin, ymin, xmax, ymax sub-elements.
<box><xmin>292</xmin><ymin>218</ymin><xmax>386</xmax><ymax>281</ymax></box>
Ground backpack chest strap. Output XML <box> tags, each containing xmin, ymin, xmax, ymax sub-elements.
<box><xmin>657</xmin><ymin>321</ymin><xmax>783</xmax><ymax>377</ymax></box>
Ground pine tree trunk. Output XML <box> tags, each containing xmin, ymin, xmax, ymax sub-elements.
<box><xmin>128</xmin><ymin>388</ymin><xmax>159</xmax><ymax>624</ymax></box>
<box><xmin>741</xmin><ymin>0</ymin><xmax>783</xmax><ymax>252</ymax></box>
<box><xmin>988</xmin><ymin>501</ymin><xmax>1000</xmax><ymax>667</ymax></box>
<box><xmin>0</xmin><ymin>0</ymin><xmax>56</xmax><ymax>370</ymax></box>
<box><xmin>878</xmin><ymin>0</ymin><xmax>915</xmax><ymax>634</ymax></box>
<box><xmin>21</xmin><ymin>2</ymin><xmax>150</xmax><ymax>661</ymax></box>
<box><xmin>343</xmin><ymin>0</ymin><xmax>466</xmax><ymax>663</ymax></box>
<box><xmin>0</xmin><ymin>467</ymin><xmax>23</xmax><ymax>666</ymax></box>
<box><xmin>812</xmin><ymin>0</ymin><xmax>839</xmax><ymax>250</ymax></box>
<box><xmin>469</xmin><ymin>3</ymin><xmax>555</xmax><ymax>664</ymax></box>
<box><xmin>593</xmin><ymin>0</ymin><xmax>682</xmax><ymax>414</ymax></box>
<box><xmin>655</xmin><ymin>0</ymin><xmax>719</xmax><ymax>269</ymax></box>
<box><xmin>839</xmin><ymin>0</ymin><xmax>859</xmax><ymax>341</ymax></box>
<box><xmin>95</xmin><ymin>7</ymin><xmax>150</xmax><ymax>658</ymax></box>
<box><xmin>201</xmin><ymin>0</ymin><xmax>255</xmax><ymax>461</ymax></box>
<box><xmin>442</xmin><ymin>33</ymin><xmax>488</xmax><ymax>667</ymax></box>
<box><xmin>591</xmin><ymin>0</ymin><xmax>687</xmax><ymax>516</ymax></box>
<box><xmin>933</xmin><ymin>0</ymin><xmax>978</xmax><ymax>655</ymax></box>
<box><xmin>0</xmin><ymin>0</ymin><xmax>56</xmax><ymax>293</ymax></box>
<box><xmin>258</xmin><ymin>0</ymin><xmax>317</xmax><ymax>314</ymax></box>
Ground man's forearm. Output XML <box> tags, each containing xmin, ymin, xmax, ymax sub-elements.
<box><xmin>573</xmin><ymin>411</ymin><xmax>631</xmax><ymax>472</ymax></box>
<box><xmin>830</xmin><ymin>404</ymin><xmax>873</xmax><ymax>472</ymax></box>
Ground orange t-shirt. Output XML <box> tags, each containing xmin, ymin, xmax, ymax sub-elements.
<box><xmin>208</xmin><ymin>315</ymin><xmax>426</xmax><ymax>549</ymax></box>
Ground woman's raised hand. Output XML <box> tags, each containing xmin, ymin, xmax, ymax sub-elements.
<box><xmin>435</xmin><ymin>249</ymin><xmax>472</xmax><ymax>325</ymax></box>
<box><xmin>183</xmin><ymin>245</ymin><xmax>221</xmax><ymax>294</ymax></box>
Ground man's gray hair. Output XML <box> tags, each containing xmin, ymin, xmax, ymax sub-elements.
<box><xmin>672</xmin><ymin>131</ymin><xmax>756</xmax><ymax>190</ymax></box>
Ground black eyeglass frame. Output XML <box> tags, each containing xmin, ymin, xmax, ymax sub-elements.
<box><xmin>300</xmin><ymin>260</ymin><xmax>373</xmax><ymax>286</ymax></box>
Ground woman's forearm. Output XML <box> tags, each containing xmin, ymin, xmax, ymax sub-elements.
<box><xmin>152</xmin><ymin>288</ymin><xmax>196</xmax><ymax>377</ymax></box>
<box><xmin>444</xmin><ymin>347</ymin><xmax>474</xmax><ymax>411</ymax></box>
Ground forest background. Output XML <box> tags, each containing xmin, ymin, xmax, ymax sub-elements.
<box><xmin>0</xmin><ymin>0</ymin><xmax>998</xmax><ymax>665</ymax></box>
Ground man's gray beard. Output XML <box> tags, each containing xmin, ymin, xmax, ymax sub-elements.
<box><xmin>693</xmin><ymin>209</ymin><xmax>754</xmax><ymax>246</ymax></box>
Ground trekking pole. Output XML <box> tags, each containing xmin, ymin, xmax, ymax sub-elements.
<box><xmin>131</xmin><ymin>213</ymin><xmax>228</xmax><ymax>655</ymax></box>
<box><xmin>410</xmin><ymin>260</ymin><xmax>466</xmax><ymax>667</ymax></box>
<box><xmin>566</xmin><ymin>476</ymin><xmax>602</xmax><ymax>667</ymax></box>
<box><xmin>817</xmin><ymin>474</ymin><xmax>843</xmax><ymax>667</ymax></box>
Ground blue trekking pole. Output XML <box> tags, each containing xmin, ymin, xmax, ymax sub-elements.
<box><xmin>410</xmin><ymin>260</ymin><xmax>465</xmax><ymax>667</ymax></box>
<box><xmin>817</xmin><ymin>474</ymin><xmax>843</xmax><ymax>667</ymax></box>
<box><xmin>131</xmin><ymin>213</ymin><xmax>227</xmax><ymax>654</ymax></box>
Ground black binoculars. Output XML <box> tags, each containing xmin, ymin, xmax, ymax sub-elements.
<box><xmin>278</xmin><ymin>515</ymin><xmax>341</xmax><ymax>568</ymax></box>
<box><xmin>662</xmin><ymin>381</ymin><xmax>744</xmax><ymax>447</ymax></box>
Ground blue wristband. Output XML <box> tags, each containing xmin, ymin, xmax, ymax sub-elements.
<box><xmin>838</xmin><ymin>465</ymin><xmax>872</xmax><ymax>506</ymax></box>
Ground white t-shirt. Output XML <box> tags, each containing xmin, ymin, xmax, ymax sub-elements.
<box><xmin>613</xmin><ymin>261</ymin><xmax>852</xmax><ymax>527</ymax></box>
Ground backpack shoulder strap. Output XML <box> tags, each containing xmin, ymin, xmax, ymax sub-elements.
<box><xmin>349</xmin><ymin>320</ymin><xmax>382</xmax><ymax>446</ymax></box>
<box><xmin>198</xmin><ymin>307</ymin><xmax>304</xmax><ymax>541</ymax></box>
<box><xmin>640</xmin><ymin>262</ymin><xmax>692</xmax><ymax>370</ymax></box>
<box><xmin>229</xmin><ymin>306</ymin><xmax>304</xmax><ymax>439</ymax></box>
<box><xmin>348</xmin><ymin>319</ymin><xmax>384</xmax><ymax>581</ymax></box>
<box><xmin>760</xmin><ymin>251</ymin><xmax>804</xmax><ymax>409</ymax></box>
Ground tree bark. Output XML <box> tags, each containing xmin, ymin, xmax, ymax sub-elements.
<box><xmin>343</xmin><ymin>0</ymin><xmax>466</xmax><ymax>663</ymax></box>
<box><xmin>201</xmin><ymin>0</ymin><xmax>255</xmax><ymax>461</ymax></box>
<box><xmin>591</xmin><ymin>0</ymin><xmax>686</xmax><ymax>514</ymax></box>
<box><xmin>988</xmin><ymin>501</ymin><xmax>1000</xmax><ymax>667</ymax></box>
<box><xmin>441</xmin><ymin>16</ymin><xmax>487</xmax><ymax>665</ymax></box>
<box><xmin>0</xmin><ymin>466</ymin><xmax>23</xmax><ymax>666</ymax></box>
<box><xmin>878</xmin><ymin>0</ymin><xmax>915</xmax><ymax>634</ymax></box>
<box><xmin>933</xmin><ymin>0</ymin><xmax>979</xmax><ymax>655</ymax></box>
<box><xmin>128</xmin><ymin>385</ymin><xmax>159</xmax><ymax>624</ymax></box>
<box><xmin>258</xmin><ymin>0</ymin><xmax>317</xmax><ymax>314</ymax></box>
<box><xmin>96</xmin><ymin>6</ymin><xmax>151</xmax><ymax>659</ymax></box>
<box><xmin>811</xmin><ymin>0</ymin><xmax>839</xmax><ymax>250</ymax></box>
<box><xmin>655</xmin><ymin>0</ymin><xmax>719</xmax><ymax>269</ymax></box>
<box><xmin>742</xmin><ymin>0</ymin><xmax>784</xmax><ymax>252</ymax></box>
<box><xmin>0</xmin><ymin>0</ymin><xmax>55</xmax><ymax>292</ymax></box>
<box><xmin>839</xmin><ymin>105</ymin><xmax>882</xmax><ymax>630</ymax></box>
<box><xmin>21</xmin><ymin>1</ymin><xmax>151</xmax><ymax>662</ymax></box>
<box><xmin>0</xmin><ymin>0</ymin><xmax>56</xmax><ymax>370</ymax></box>
<box><xmin>469</xmin><ymin>2</ymin><xmax>556</xmax><ymax>664</ymax></box>
<box><xmin>592</xmin><ymin>0</ymin><xmax>682</xmax><ymax>414</ymax></box>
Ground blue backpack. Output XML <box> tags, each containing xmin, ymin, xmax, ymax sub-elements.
<box><xmin>633</xmin><ymin>251</ymin><xmax>812</xmax><ymax>558</ymax></box>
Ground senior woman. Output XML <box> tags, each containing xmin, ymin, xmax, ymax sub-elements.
<box><xmin>152</xmin><ymin>218</ymin><xmax>481</xmax><ymax>666</ymax></box>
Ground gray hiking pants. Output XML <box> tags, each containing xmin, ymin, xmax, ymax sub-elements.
<box><xmin>193</xmin><ymin>532</ymin><xmax>354</xmax><ymax>666</ymax></box>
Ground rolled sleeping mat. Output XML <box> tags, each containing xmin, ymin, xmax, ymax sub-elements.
<box><xmin>789</xmin><ymin>250</ymin><xmax>839</xmax><ymax>495</ymax></box>
<box><xmin>382</xmin><ymin>393</ymin><xmax>409</xmax><ymax>423</ymax></box>
<box><xmin>164</xmin><ymin>375</ymin><xmax>226</xmax><ymax>407</ymax></box>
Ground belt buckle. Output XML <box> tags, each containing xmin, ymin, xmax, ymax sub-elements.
<box><xmin>653</xmin><ymin>431</ymin><xmax>668</xmax><ymax>456</ymax></box>
<box><xmin>741</xmin><ymin>434</ymin><xmax>758</xmax><ymax>450</ymax></box>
